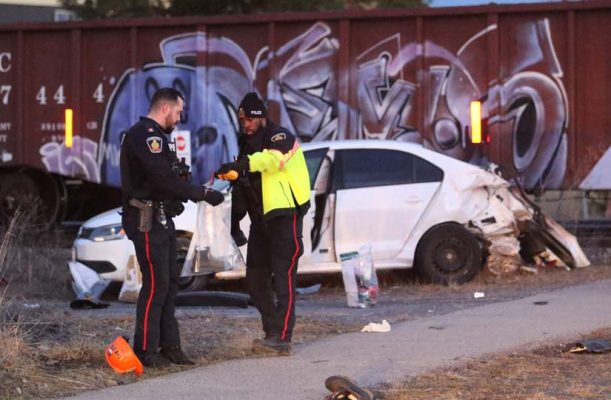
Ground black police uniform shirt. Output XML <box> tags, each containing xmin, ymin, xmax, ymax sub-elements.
<box><xmin>120</xmin><ymin>117</ymin><xmax>202</xmax><ymax>204</ymax></box>
<box><xmin>237</xmin><ymin>120</ymin><xmax>298</xmax><ymax>217</ymax></box>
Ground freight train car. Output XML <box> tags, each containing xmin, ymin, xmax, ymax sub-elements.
<box><xmin>0</xmin><ymin>0</ymin><xmax>609</xmax><ymax>226</ymax></box>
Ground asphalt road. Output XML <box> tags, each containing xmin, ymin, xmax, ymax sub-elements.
<box><xmin>65</xmin><ymin>279</ymin><xmax>611</xmax><ymax>400</ymax></box>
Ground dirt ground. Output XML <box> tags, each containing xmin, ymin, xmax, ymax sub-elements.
<box><xmin>1</xmin><ymin>258</ymin><xmax>611</xmax><ymax>399</ymax></box>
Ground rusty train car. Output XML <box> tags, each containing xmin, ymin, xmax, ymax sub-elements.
<box><xmin>0</xmin><ymin>1</ymin><xmax>609</xmax><ymax>225</ymax></box>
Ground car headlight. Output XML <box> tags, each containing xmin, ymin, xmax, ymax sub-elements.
<box><xmin>89</xmin><ymin>224</ymin><xmax>126</xmax><ymax>242</ymax></box>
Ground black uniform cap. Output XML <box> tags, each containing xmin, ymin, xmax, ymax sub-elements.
<box><xmin>239</xmin><ymin>92</ymin><xmax>266</xmax><ymax>118</ymax></box>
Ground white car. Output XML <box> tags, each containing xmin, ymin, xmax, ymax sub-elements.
<box><xmin>70</xmin><ymin>140</ymin><xmax>589</xmax><ymax>291</ymax></box>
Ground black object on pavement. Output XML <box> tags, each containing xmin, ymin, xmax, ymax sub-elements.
<box><xmin>568</xmin><ymin>339</ymin><xmax>611</xmax><ymax>354</ymax></box>
<box><xmin>70</xmin><ymin>297</ymin><xmax>110</xmax><ymax>309</ymax></box>
<box><xmin>325</xmin><ymin>375</ymin><xmax>376</xmax><ymax>400</ymax></box>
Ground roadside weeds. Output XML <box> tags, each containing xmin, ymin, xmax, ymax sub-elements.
<box><xmin>378</xmin><ymin>327</ymin><xmax>611</xmax><ymax>400</ymax></box>
<box><xmin>2</xmin><ymin>264</ymin><xmax>611</xmax><ymax>398</ymax></box>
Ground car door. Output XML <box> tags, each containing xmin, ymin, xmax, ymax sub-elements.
<box><xmin>333</xmin><ymin>148</ymin><xmax>443</xmax><ymax>261</ymax></box>
<box><xmin>297</xmin><ymin>147</ymin><xmax>328</xmax><ymax>266</ymax></box>
<box><xmin>302</xmin><ymin>147</ymin><xmax>338</xmax><ymax>267</ymax></box>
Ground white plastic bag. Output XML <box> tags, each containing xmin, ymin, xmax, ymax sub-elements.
<box><xmin>181</xmin><ymin>198</ymin><xmax>246</xmax><ymax>277</ymax></box>
<box><xmin>353</xmin><ymin>244</ymin><xmax>378</xmax><ymax>307</ymax></box>
<box><xmin>118</xmin><ymin>255</ymin><xmax>142</xmax><ymax>303</ymax></box>
<box><xmin>340</xmin><ymin>244</ymin><xmax>379</xmax><ymax>308</ymax></box>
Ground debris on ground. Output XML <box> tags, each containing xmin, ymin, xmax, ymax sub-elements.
<box><xmin>567</xmin><ymin>338</ymin><xmax>611</xmax><ymax>354</ymax></box>
<box><xmin>324</xmin><ymin>375</ymin><xmax>376</xmax><ymax>400</ymax></box>
<box><xmin>361</xmin><ymin>320</ymin><xmax>391</xmax><ymax>333</ymax></box>
<box><xmin>296</xmin><ymin>284</ymin><xmax>322</xmax><ymax>295</ymax></box>
<box><xmin>67</xmin><ymin>261</ymin><xmax>110</xmax><ymax>309</ymax></box>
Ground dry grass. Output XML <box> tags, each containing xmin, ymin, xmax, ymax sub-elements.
<box><xmin>0</xmin><ymin>308</ymin><xmax>359</xmax><ymax>398</ymax></box>
<box><xmin>0</xmin><ymin>203</ymin><xmax>72</xmax><ymax>299</ymax></box>
<box><xmin>378</xmin><ymin>327</ymin><xmax>611</xmax><ymax>400</ymax></box>
<box><xmin>0</xmin><ymin>206</ymin><xmax>74</xmax><ymax>398</ymax></box>
<box><xmin>1</xmin><ymin>263</ymin><xmax>609</xmax><ymax>399</ymax></box>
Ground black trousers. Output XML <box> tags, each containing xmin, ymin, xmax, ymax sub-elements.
<box><xmin>122</xmin><ymin>208</ymin><xmax>180</xmax><ymax>355</ymax></box>
<box><xmin>246</xmin><ymin>213</ymin><xmax>304</xmax><ymax>342</ymax></box>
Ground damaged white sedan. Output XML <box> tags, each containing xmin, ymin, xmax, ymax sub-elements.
<box><xmin>225</xmin><ymin>139</ymin><xmax>588</xmax><ymax>285</ymax></box>
<box><xmin>71</xmin><ymin>140</ymin><xmax>589</xmax><ymax>292</ymax></box>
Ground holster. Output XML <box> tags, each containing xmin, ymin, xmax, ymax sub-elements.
<box><xmin>129</xmin><ymin>198</ymin><xmax>153</xmax><ymax>233</ymax></box>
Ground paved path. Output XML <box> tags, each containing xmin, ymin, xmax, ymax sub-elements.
<box><xmin>68</xmin><ymin>280</ymin><xmax>611</xmax><ymax>399</ymax></box>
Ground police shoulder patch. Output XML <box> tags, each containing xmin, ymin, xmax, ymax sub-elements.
<box><xmin>146</xmin><ymin>136</ymin><xmax>163</xmax><ymax>153</ymax></box>
<box><xmin>271</xmin><ymin>132</ymin><xmax>287</xmax><ymax>142</ymax></box>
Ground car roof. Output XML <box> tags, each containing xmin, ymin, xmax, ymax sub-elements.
<box><xmin>301</xmin><ymin>139</ymin><xmax>422</xmax><ymax>152</ymax></box>
<box><xmin>300</xmin><ymin>139</ymin><xmax>483</xmax><ymax>174</ymax></box>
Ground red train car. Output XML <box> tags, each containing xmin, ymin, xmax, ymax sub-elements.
<box><xmin>0</xmin><ymin>1</ymin><xmax>609</xmax><ymax>225</ymax></box>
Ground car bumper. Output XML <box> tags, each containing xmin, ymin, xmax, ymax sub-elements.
<box><xmin>72</xmin><ymin>237</ymin><xmax>134</xmax><ymax>282</ymax></box>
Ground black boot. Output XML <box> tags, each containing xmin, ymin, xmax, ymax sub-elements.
<box><xmin>136</xmin><ymin>352</ymin><xmax>171</xmax><ymax>368</ymax></box>
<box><xmin>252</xmin><ymin>336</ymin><xmax>291</xmax><ymax>356</ymax></box>
<box><xmin>160</xmin><ymin>346</ymin><xmax>195</xmax><ymax>365</ymax></box>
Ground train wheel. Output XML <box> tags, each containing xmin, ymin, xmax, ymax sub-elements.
<box><xmin>0</xmin><ymin>172</ymin><xmax>60</xmax><ymax>230</ymax></box>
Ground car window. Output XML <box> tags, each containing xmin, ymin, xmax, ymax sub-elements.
<box><xmin>304</xmin><ymin>147</ymin><xmax>329</xmax><ymax>189</ymax></box>
<box><xmin>332</xmin><ymin>149</ymin><xmax>443</xmax><ymax>190</ymax></box>
<box><xmin>414</xmin><ymin>155</ymin><xmax>444</xmax><ymax>183</ymax></box>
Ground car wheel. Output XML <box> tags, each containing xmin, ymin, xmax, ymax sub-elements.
<box><xmin>175</xmin><ymin>235</ymin><xmax>210</xmax><ymax>292</ymax></box>
<box><xmin>415</xmin><ymin>223</ymin><xmax>482</xmax><ymax>285</ymax></box>
<box><xmin>0</xmin><ymin>173</ymin><xmax>58</xmax><ymax>230</ymax></box>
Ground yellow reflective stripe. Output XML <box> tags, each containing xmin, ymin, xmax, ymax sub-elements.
<box><xmin>275</xmin><ymin>141</ymin><xmax>300</xmax><ymax>170</ymax></box>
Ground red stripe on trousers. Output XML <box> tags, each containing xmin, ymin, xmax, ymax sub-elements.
<box><xmin>281</xmin><ymin>213</ymin><xmax>299</xmax><ymax>341</ymax></box>
<box><xmin>143</xmin><ymin>232</ymin><xmax>156</xmax><ymax>352</ymax></box>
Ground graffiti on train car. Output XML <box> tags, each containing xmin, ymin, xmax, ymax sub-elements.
<box><xmin>92</xmin><ymin>18</ymin><xmax>567</xmax><ymax>190</ymax></box>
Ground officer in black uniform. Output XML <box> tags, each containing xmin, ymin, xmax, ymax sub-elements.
<box><xmin>217</xmin><ymin>92</ymin><xmax>310</xmax><ymax>355</ymax></box>
<box><xmin>120</xmin><ymin>87</ymin><xmax>224</xmax><ymax>367</ymax></box>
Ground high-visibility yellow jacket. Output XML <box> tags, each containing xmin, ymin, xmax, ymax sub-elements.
<box><xmin>247</xmin><ymin>124</ymin><xmax>310</xmax><ymax>219</ymax></box>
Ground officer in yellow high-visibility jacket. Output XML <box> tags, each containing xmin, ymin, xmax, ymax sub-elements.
<box><xmin>216</xmin><ymin>92</ymin><xmax>310</xmax><ymax>355</ymax></box>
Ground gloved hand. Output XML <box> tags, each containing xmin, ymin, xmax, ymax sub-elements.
<box><xmin>217</xmin><ymin>170</ymin><xmax>239</xmax><ymax>181</ymax></box>
<box><xmin>201</xmin><ymin>187</ymin><xmax>224</xmax><ymax>206</ymax></box>
<box><xmin>215</xmin><ymin>157</ymin><xmax>249</xmax><ymax>178</ymax></box>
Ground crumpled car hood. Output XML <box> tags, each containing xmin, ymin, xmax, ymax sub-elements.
<box><xmin>437</xmin><ymin>165</ymin><xmax>590</xmax><ymax>269</ymax></box>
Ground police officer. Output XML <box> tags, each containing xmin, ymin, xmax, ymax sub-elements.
<box><xmin>120</xmin><ymin>88</ymin><xmax>224</xmax><ymax>367</ymax></box>
<box><xmin>216</xmin><ymin>92</ymin><xmax>310</xmax><ymax>355</ymax></box>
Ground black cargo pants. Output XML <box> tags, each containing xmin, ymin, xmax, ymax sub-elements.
<box><xmin>122</xmin><ymin>207</ymin><xmax>181</xmax><ymax>355</ymax></box>
<box><xmin>246</xmin><ymin>213</ymin><xmax>304</xmax><ymax>342</ymax></box>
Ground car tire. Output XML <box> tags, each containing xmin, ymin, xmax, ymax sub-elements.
<box><xmin>415</xmin><ymin>223</ymin><xmax>482</xmax><ymax>285</ymax></box>
<box><xmin>175</xmin><ymin>235</ymin><xmax>211</xmax><ymax>292</ymax></box>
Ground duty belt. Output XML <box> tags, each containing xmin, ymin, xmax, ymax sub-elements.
<box><xmin>129</xmin><ymin>198</ymin><xmax>169</xmax><ymax>229</ymax></box>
